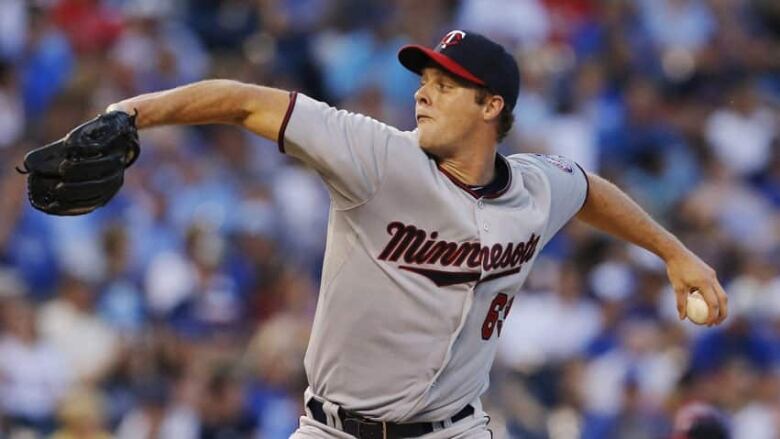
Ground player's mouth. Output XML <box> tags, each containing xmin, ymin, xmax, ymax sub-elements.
<box><xmin>416</xmin><ymin>115</ymin><xmax>433</xmax><ymax>123</ymax></box>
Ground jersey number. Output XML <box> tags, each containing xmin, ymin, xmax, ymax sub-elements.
<box><xmin>481</xmin><ymin>293</ymin><xmax>514</xmax><ymax>340</ymax></box>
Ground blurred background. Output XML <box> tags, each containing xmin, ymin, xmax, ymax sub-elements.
<box><xmin>0</xmin><ymin>0</ymin><xmax>778</xmax><ymax>438</ymax></box>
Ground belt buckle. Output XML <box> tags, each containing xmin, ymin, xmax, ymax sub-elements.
<box><xmin>343</xmin><ymin>417</ymin><xmax>386</xmax><ymax>439</ymax></box>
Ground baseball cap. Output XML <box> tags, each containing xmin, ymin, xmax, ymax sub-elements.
<box><xmin>398</xmin><ymin>30</ymin><xmax>520</xmax><ymax>110</ymax></box>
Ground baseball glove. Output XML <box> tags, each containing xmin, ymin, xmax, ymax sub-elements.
<box><xmin>17</xmin><ymin>111</ymin><xmax>140</xmax><ymax>216</ymax></box>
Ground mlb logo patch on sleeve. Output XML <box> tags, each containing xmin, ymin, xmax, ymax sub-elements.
<box><xmin>534</xmin><ymin>154</ymin><xmax>574</xmax><ymax>173</ymax></box>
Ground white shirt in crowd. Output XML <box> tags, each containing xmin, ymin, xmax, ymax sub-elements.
<box><xmin>0</xmin><ymin>334</ymin><xmax>72</xmax><ymax>419</ymax></box>
<box><xmin>38</xmin><ymin>300</ymin><xmax>119</xmax><ymax>382</ymax></box>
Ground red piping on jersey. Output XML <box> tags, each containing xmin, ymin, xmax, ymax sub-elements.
<box><xmin>436</xmin><ymin>165</ymin><xmax>481</xmax><ymax>198</ymax></box>
<box><xmin>574</xmin><ymin>162</ymin><xmax>590</xmax><ymax>211</ymax></box>
<box><xmin>277</xmin><ymin>91</ymin><xmax>298</xmax><ymax>153</ymax></box>
<box><xmin>436</xmin><ymin>155</ymin><xmax>512</xmax><ymax>200</ymax></box>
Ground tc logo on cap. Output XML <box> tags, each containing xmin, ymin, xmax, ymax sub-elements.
<box><xmin>439</xmin><ymin>30</ymin><xmax>466</xmax><ymax>49</ymax></box>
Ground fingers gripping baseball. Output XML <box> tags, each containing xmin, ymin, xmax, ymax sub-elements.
<box><xmin>667</xmin><ymin>253</ymin><xmax>728</xmax><ymax>326</ymax></box>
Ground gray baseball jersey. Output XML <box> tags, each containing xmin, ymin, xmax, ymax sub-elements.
<box><xmin>278</xmin><ymin>93</ymin><xmax>588</xmax><ymax>423</ymax></box>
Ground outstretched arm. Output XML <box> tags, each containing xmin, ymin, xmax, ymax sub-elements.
<box><xmin>576</xmin><ymin>173</ymin><xmax>728</xmax><ymax>326</ymax></box>
<box><xmin>106</xmin><ymin>79</ymin><xmax>291</xmax><ymax>141</ymax></box>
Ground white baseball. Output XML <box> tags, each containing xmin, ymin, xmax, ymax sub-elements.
<box><xmin>686</xmin><ymin>290</ymin><xmax>709</xmax><ymax>325</ymax></box>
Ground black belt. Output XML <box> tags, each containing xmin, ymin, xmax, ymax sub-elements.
<box><xmin>306</xmin><ymin>398</ymin><xmax>474</xmax><ymax>439</ymax></box>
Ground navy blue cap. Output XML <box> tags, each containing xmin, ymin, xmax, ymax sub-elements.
<box><xmin>398</xmin><ymin>30</ymin><xmax>520</xmax><ymax>111</ymax></box>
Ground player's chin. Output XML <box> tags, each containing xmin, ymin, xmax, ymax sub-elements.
<box><xmin>418</xmin><ymin>143</ymin><xmax>451</xmax><ymax>162</ymax></box>
<box><xmin>417</xmin><ymin>137</ymin><xmax>439</xmax><ymax>156</ymax></box>
<box><xmin>417</xmin><ymin>127</ymin><xmax>438</xmax><ymax>152</ymax></box>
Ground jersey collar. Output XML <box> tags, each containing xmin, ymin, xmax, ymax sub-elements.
<box><xmin>436</xmin><ymin>154</ymin><xmax>512</xmax><ymax>200</ymax></box>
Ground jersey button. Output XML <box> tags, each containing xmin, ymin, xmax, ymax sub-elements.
<box><xmin>477</xmin><ymin>200</ymin><xmax>484</xmax><ymax>208</ymax></box>
<box><xmin>483</xmin><ymin>223</ymin><xmax>489</xmax><ymax>232</ymax></box>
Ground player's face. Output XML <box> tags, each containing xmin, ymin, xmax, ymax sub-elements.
<box><xmin>414</xmin><ymin>67</ymin><xmax>485</xmax><ymax>157</ymax></box>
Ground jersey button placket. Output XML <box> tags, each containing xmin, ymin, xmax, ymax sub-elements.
<box><xmin>476</xmin><ymin>199</ymin><xmax>488</xmax><ymax>233</ymax></box>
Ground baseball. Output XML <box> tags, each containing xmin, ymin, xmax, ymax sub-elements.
<box><xmin>686</xmin><ymin>291</ymin><xmax>709</xmax><ymax>325</ymax></box>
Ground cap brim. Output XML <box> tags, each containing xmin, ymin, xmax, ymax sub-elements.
<box><xmin>398</xmin><ymin>45</ymin><xmax>485</xmax><ymax>86</ymax></box>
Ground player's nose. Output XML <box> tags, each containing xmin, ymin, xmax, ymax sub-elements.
<box><xmin>414</xmin><ymin>85</ymin><xmax>431</xmax><ymax>106</ymax></box>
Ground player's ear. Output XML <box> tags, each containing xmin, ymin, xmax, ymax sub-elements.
<box><xmin>482</xmin><ymin>95</ymin><xmax>504</xmax><ymax>122</ymax></box>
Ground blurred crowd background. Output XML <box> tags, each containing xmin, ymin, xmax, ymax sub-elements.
<box><xmin>0</xmin><ymin>0</ymin><xmax>778</xmax><ymax>438</ymax></box>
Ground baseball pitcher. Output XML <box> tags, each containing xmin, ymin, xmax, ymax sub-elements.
<box><xmin>19</xmin><ymin>30</ymin><xmax>728</xmax><ymax>438</ymax></box>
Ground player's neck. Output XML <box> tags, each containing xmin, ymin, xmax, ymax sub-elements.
<box><xmin>438</xmin><ymin>146</ymin><xmax>497</xmax><ymax>186</ymax></box>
